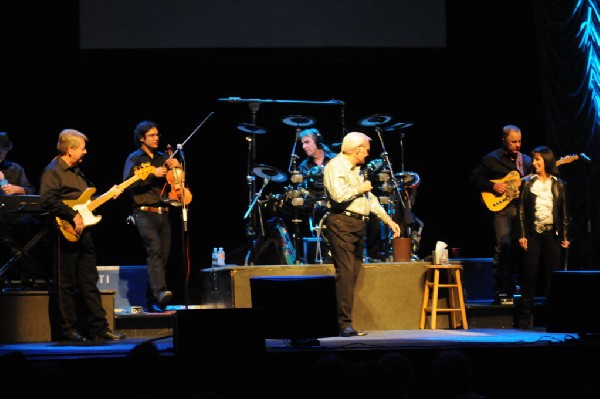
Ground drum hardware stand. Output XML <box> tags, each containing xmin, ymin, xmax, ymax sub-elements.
<box><xmin>373</xmin><ymin>126</ymin><xmax>405</xmax><ymax>259</ymax></box>
<box><xmin>283</xmin><ymin>115</ymin><xmax>318</xmax><ymax>264</ymax></box>
<box><xmin>244</xmin><ymin>177</ymin><xmax>269</xmax><ymax>262</ymax></box>
<box><xmin>311</xmin><ymin>207</ymin><xmax>328</xmax><ymax>264</ymax></box>
<box><xmin>288</xmin><ymin>157</ymin><xmax>303</xmax><ymax>265</ymax></box>
<box><xmin>244</xmin><ymin>177</ymin><xmax>270</xmax><ymax>221</ymax></box>
<box><xmin>0</xmin><ymin>226</ymin><xmax>50</xmax><ymax>290</ymax></box>
<box><xmin>383</xmin><ymin>122</ymin><xmax>423</xmax><ymax>259</ymax></box>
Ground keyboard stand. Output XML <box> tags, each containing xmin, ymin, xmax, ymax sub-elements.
<box><xmin>0</xmin><ymin>227</ymin><xmax>50</xmax><ymax>290</ymax></box>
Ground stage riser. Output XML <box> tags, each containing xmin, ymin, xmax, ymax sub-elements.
<box><xmin>114</xmin><ymin>314</ymin><xmax>173</xmax><ymax>339</ymax></box>
<box><xmin>199</xmin><ymin>261</ymin><xmax>496</xmax><ymax>331</ymax></box>
<box><xmin>1</xmin><ymin>259</ymin><xmax>507</xmax><ymax>342</ymax></box>
<box><xmin>0</xmin><ymin>291</ymin><xmax>115</xmax><ymax>343</ymax></box>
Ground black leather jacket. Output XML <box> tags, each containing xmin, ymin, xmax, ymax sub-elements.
<box><xmin>518</xmin><ymin>175</ymin><xmax>569</xmax><ymax>241</ymax></box>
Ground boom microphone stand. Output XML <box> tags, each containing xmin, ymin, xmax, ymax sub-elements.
<box><xmin>170</xmin><ymin>112</ymin><xmax>213</xmax><ymax>307</ymax></box>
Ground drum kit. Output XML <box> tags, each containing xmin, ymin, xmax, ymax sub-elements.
<box><xmin>237</xmin><ymin>111</ymin><xmax>423</xmax><ymax>264</ymax></box>
<box><xmin>358</xmin><ymin>113</ymin><xmax>423</xmax><ymax>259</ymax></box>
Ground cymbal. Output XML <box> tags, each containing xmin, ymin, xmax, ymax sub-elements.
<box><xmin>237</xmin><ymin>123</ymin><xmax>267</xmax><ymax>134</ymax></box>
<box><xmin>253</xmin><ymin>164</ymin><xmax>288</xmax><ymax>183</ymax></box>
<box><xmin>358</xmin><ymin>114</ymin><xmax>392</xmax><ymax>127</ymax></box>
<box><xmin>383</xmin><ymin>122</ymin><xmax>414</xmax><ymax>132</ymax></box>
<box><xmin>282</xmin><ymin>115</ymin><xmax>316</xmax><ymax>127</ymax></box>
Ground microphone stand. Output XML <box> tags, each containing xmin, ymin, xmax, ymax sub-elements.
<box><xmin>170</xmin><ymin>112</ymin><xmax>213</xmax><ymax>308</ymax></box>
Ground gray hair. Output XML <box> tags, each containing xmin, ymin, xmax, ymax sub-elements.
<box><xmin>57</xmin><ymin>129</ymin><xmax>88</xmax><ymax>155</ymax></box>
<box><xmin>341</xmin><ymin>131</ymin><xmax>371</xmax><ymax>153</ymax></box>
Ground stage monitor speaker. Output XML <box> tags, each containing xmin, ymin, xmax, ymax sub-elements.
<box><xmin>173</xmin><ymin>308</ymin><xmax>266</xmax><ymax>357</ymax></box>
<box><xmin>249</xmin><ymin>275</ymin><xmax>339</xmax><ymax>341</ymax></box>
<box><xmin>546</xmin><ymin>271</ymin><xmax>600</xmax><ymax>335</ymax></box>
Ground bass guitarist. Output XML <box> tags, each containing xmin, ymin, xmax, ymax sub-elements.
<box><xmin>470</xmin><ymin>124</ymin><xmax>533</xmax><ymax>305</ymax></box>
<box><xmin>39</xmin><ymin>129</ymin><xmax>125</xmax><ymax>342</ymax></box>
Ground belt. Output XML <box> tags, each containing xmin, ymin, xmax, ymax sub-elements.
<box><xmin>332</xmin><ymin>209</ymin><xmax>370</xmax><ymax>222</ymax></box>
<box><xmin>535</xmin><ymin>223</ymin><xmax>554</xmax><ymax>234</ymax></box>
<box><xmin>139</xmin><ymin>206</ymin><xmax>169</xmax><ymax>214</ymax></box>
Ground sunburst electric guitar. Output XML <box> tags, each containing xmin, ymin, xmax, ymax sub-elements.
<box><xmin>56</xmin><ymin>163</ymin><xmax>155</xmax><ymax>242</ymax></box>
<box><xmin>480</xmin><ymin>154</ymin><xmax>580</xmax><ymax>212</ymax></box>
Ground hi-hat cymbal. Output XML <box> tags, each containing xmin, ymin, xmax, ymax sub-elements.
<box><xmin>253</xmin><ymin>164</ymin><xmax>288</xmax><ymax>183</ymax></box>
<box><xmin>358</xmin><ymin>114</ymin><xmax>392</xmax><ymax>127</ymax></box>
<box><xmin>282</xmin><ymin>115</ymin><xmax>316</xmax><ymax>127</ymax></box>
<box><xmin>237</xmin><ymin>123</ymin><xmax>267</xmax><ymax>134</ymax></box>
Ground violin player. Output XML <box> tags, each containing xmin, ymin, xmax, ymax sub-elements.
<box><xmin>123</xmin><ymin>120</ymin><xmax>183</xmax><ymax>313</ymax></box>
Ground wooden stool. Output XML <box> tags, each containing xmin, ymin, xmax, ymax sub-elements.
<box><xmin>420</xmin><ymin>264</ymin><xmax>468</xmax><ymax>329</ymax></box>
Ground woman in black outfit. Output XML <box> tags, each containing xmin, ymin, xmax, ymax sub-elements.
<box><xmin>517</xmin><ymin>146</ymin><xmax>569</xmax><ymax>329</ymax></box>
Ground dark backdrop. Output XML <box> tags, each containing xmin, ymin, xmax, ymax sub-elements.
<box><xmin>7</xmin><ymin>1</ymin><xmax>590</xmax><ymax>302</ymax></box>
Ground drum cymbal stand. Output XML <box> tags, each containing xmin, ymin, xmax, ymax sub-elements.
<box><xmin>374</xmin><ymin>126</ymin><xmax>406</xmax><ymax>258</ymax></box>
<box><xmin>237</xmin><ymin>102</ymin><xmax>268</xmax><ymax>265</ymax></box>
<box><xmin>382</xmin><ymin>123</ymin><xmax>423</xmax><ymax>258</ymax></box>
<box><xmin>288</xmin><ymin>157</ymin><xmax>303</xmax><ymax>265</ymax></box>
<box><xmin>284</xmin><ymin>118</ymin><xmax>312</xmax><ymax>264</ymax></box>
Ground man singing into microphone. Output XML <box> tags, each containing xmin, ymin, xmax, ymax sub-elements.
<box><xmin>323</xmin><ymin>131</ymin><xmax>401</xmax><ymax>337</ymax></box>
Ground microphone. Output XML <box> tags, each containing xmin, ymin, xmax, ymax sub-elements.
<box><xmin>177</xmin><ymin>144</ymin><xmax>184</xmax><ymax>161</ymax></box>
<box><xmin>580</xmin><ymin>153</ymin><xmax>592</xmax><ymax>162</ymax></box>
<box><xmin>383</xmin><ymin>122</ymin><xmax>414</xmax><ymax>132</ymax></box>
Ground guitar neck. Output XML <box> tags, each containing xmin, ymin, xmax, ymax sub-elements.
<box><xmin>87</xmin><ymin>174</ymin><xmax>141</xmax><ymax>212</ymax></box>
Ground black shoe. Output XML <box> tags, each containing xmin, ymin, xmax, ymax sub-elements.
<box><xmin>95</xmin><ymin>329</ymin><xmax>126</xmax><ymax>341</ymax></box>
<box><xmin>60</xmin><ymin>331</ymin><xmax>88</xmax><ymax>342</ymax></box>
<box><xmin>158</xmin><ymin>290</ymin><xmax>173</xmax><ymax>305</ymax></box>
<box><xmin>340</xmin><ymin>326</ymin><xmax>367</xmax><ymax>337</ymax></box>
<box><xmin>147</xmin><ymin>303</ymin><xmax>166</xmax><ymax>313</ymax></box>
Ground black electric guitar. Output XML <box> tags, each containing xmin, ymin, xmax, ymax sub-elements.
<box><xmin>480</xmin><ymin>154</ymin><xmax>580</xmax><ymax>212</ymax></box>
<box><xmin>56</xmin><ymin>163</ymin><xmax>155</xmax><ymax>242</ymax></box>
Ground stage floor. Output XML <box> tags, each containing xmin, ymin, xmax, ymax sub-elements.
<box><xmin>0</xmin><ymin>327</ymin><xmax>583</xmax><ymax>360</ymax></box>
<box><xmin>2</xmin><ymin>327</ymin><xmax>599</xmax><ymax>399</ymax></box>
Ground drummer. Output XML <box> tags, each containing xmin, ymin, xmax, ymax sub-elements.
<box><xmin>298</xmin><ymin>127</ymin><xmax>336</xmax><ymax>199</ymax></box>
<box><xmin>298</xmin><ymin>127</ymin><xmax>337</xmax><ymax>197</ymax></box>
<box><xmin>297</xmin><ymin>128</ymin><xmax>337</xmax><ymax>233</ymax></box>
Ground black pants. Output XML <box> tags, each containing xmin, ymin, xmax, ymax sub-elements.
<box><xmin>325</xmin><ymin>213</ymin><xmax>366</xmax><ymax>330</ymax></box>
<box><xmin>51</xmin><ymin>229</ymin><xmax>108</xmax><ymax>338</ymax></box>
<box><xmin>517</xmin><ymin>230</ymin><xmax>562</xmax><ymax>328</ymax></box>
<box><xmin>134</xmin><ymin>209</ymin><xmax>171</xmax><ymax>306</ymax></box>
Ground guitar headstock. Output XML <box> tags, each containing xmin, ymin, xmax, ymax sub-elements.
<box><xmin>556</xmin><ymin>154</ymin><xmax>579</xmax><ymax>166</ymax></box>
<box><xmin>134</xmin><ymin>163</ymin><xmax>156</xmax><ymax>180</ymax></box>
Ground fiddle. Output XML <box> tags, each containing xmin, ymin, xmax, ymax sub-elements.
<box><xmin>165</xmin><ymin>144</ymin><xmax>192</xmax><ymax>206</ymax></box>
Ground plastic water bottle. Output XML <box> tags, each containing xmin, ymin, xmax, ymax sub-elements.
<box><xmin>217</xmin><ymin>247</ymin><xmax>226</xmax><ymax>266</ymax></box>
<box><xmin>212</xmin><ymin>247</ymin><xmax>219</xmax><ymax>266</ymax></box>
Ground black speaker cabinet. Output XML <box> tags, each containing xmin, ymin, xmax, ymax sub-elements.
<box><xmin>249</xmin><ymin>275</ymin><xmax>339</xmax><ymax>340</ymax></box>
<box><xmin>546</xmin><ymin>271</ymin><xmax>600</xmax><ymax>335</ymax></box>
<box><xmin>173</xmin><ymin>308</ymin><xmax>266</xmax><ymax>357</ymax></box>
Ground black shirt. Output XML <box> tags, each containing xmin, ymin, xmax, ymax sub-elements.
<box><xmin>123</xmin><ymin>148</ymin><xmax>170</xmax><ymax>207</ymax></box>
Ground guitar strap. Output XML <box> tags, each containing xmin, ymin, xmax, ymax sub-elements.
<box><xmin>516</xmin><ymin>152</ymin><xmax>524</xmax><ymax>176</ymax></box>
